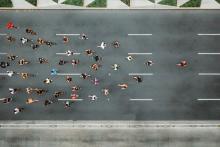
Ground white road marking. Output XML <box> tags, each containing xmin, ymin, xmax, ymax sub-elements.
<box><xmin>0</xmin><ymin>73</ymin><xmax>8</xmax><ymax>76</ymax></box>
<box><xmin>197</xmin><ymin>99</ymin><xmax>220</xmax><ymax>101</ymax></box>
<box><xmin>128</xmin><ymin>53</ymin><xmax>152</xmax><ymax>55</ymax></box>
<box><xmin>0</xmin><ymin>53</ymin><xmax>8</xmax><ymax>55</ymax></box>
<box><xmin>128</xmin><ymin>34</ymin><xmax>152</xmax><ymax>36</ymax></box>
<box><xmin>56</xmin><ymin>34</ymin><xmax>80</xmax><ymax>36</ymax></box>
<box><xmin>56</xmin><ymin>53</ymin><xmax>81</xmax><ymax>55</ymax></box>
<box><xmin>0</xmin><ymin>33</ymin><xmax>7</xmax><ymax>36</ymax></box>
<box><xmin>130</xmin><ymin>99</ymin><xmax>153</xmax><ymax>101</ymax></box>
<box><xmin>58</xmin><ymin>99</ymin><xmax>83</xmax><ymax>101</ymax></box>
<box><xmin>197</xmin><ymin>34</ymin><xmax>220</xmax><ymax>36</ymax></box>
<box><xmin>129</xmin><ymin>73</ymin><xmax>154</xmax><ymax>76</ymax></box>
<box><xmin>198</xmin><ymin>53</ymin><xmax>220</xmax><ymax>55</ymax></box>
<box><xmin>57</xmin><ymin>73</ymin><xmax>81</xmax><ymax>76</ymax></box>
<box><xmin>198</xmin><ymin>73</ymin><xmax>220</xmax><ymax>76</ymax></box>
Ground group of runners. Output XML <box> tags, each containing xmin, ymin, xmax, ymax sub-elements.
<box><xmin>0</xmin><ymin>22</ymin><xmax>188</xmax><ymax>115</ymax></box>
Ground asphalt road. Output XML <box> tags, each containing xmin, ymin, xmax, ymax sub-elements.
<box><xmin>0</xmin><ymin>10</ymin><xmax>220</xmax><ymax>120</ymax></box>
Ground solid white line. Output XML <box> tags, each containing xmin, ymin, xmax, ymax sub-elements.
<box><xmin>57</xmin><ymin>73</ymin><xmax>81</xmax><ymax>76</ymax></box>
<box><xmin>198</xmin><ymin>73</ymin><xmax>220</xmax><ymax>76</ymax></box>
<box><xmin>198</xmin><ymin>53</ymin><xmax>220</xmax><ymax>55</ymax></box>
<box><xmin>197</xmin><ymin>99</ymin><xmax>220</xmax><ymax>101</ymax></box>
<box><xmin>0</xmin><ymin>53</ymin><xmax>8</xmax><ymax>55</ymax></box>
<box><xmin>198</xmin><ymin>34</ymin><xmax>220</xmax><ymax>36</ymax></box>
<box><xmin>128</xmin><ymin>34</ymin><xmax>152</xmax><ymax>36</ymax></box>
<box><xmin>56</xmin><ymin>53</ymin><xmax>81</xmax><ymax>55</ymax></box>
<box><xmin>129</xmin><ymin>73</ymin><xmax>154</xmax><ymax>76</ymax></box>
<box><xmin>0</xmin><ymin>73</ymin><xmax>8</xmax><ymax>76</ymax></box>
<box><xmin>0</xmin><ymin>33</ymin><xmax>7</xmax><ymax>36</ymax></box>
<box><xmin>56</xmin><ymin>34</ymin><xmax>80</xmax><ymax>36</ymax></box>
<box><xmin>58</xmin><ymin>99</ymin><xmax>83</xmax><ymax>101</ymax></box>
<box><xmin>130</xmin><ymin>99</ymin><xmax>153</xmax><ymax>101</ymax></box>
<box><xmin>128</xmin><ymin>53</ymin><xmax>152</xmax><ymax>55</ymax></box>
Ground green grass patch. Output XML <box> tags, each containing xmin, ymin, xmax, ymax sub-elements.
<box><xmin>53</xmin><ymin>0</ymin><xmax>59</xmax><ymax>3</ymax></box>
<box><xmin>158</xmin><ymin>0</ymin><xmax>177</xmax><ymax>6</ymax></box>
<box><xmin>62</xmin><ymin>0</ymin><xmax>84</xmax><ymax>6</ymax></box>
<box><xmin>121</xmin><ymin>0</ymin><xmax>130</xmax><ymax>6</ymax></box>
<box><xmin>180</xmin><ymin>0</ymin><xmax>201</xmax><ymax>7</ymax></box>
<box><xmin>87</xmin><ymin>0</ymin><xmax>107</xmax><ymax>7</ymax></box>
<box><xmin>25</xmin><ymin>0</ymin><xmax>37</xmax><ymax>6</ymax></box>
<box><xmin>0</xmin><ymin>0</ymin><xmax>13</xmax><ymax>7</ymax></box>
<box><xmin>148</xmin><ymin>0</ymin><xmax>155</xmax><ymax>3</ymax></box>
<box><xmin>215</xmin><ymin>0</ymin><xmax>220</xmax><ymax>4</ymax></box>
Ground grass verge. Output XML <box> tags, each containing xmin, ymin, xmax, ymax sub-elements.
<box><xmin>62</xmin><ymin>0</ymin><xmax>84</xmax><ymax>6</ymax></box>
<box><xmin>121</xmin><ymin>0</ymin><xmax>130</xmax><ymax>6</ymax></box>
<box><xmin>158</xmin><ymin>0</ymin><xmax>177</xmax><ymax>6</ymax></box>
<box><xmin>25</xmin><ymin>0</ymin><xmax>37</xmax><ymax>6</ymax></box>
<box><xmin>0</xmin><ymin>0</ymin><xmax>13</xmax><ymax>7</ymax></box>
<box><xmin>87</xmin><ymin>0</ymin><xmax>107</xmax><ymax>7</ymax></box>
<box><xmin>180</xmin><ymin>0</ymin><xmax>201</xmax><ymax>7</ymax></box>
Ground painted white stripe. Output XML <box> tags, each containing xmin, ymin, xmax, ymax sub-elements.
<box><xmin>56</xmin><ymin>34</ymin><xmax>80</xmax><ymax>36</ymax></box>
<box><xmin>0</xmin><ymin>33</ymin><xmax>7</xmax><ymax>36</ymax></box>
<box><xmin>0</xmin><ymin>73</ymin><xmax>8</xmax><ymax>76</ymax></box>
<box><xmin>198</xmin><ymin>53</ymin><xmax>220</xmax><ymax>55</ymax></box>
<box><xmin>198</xmin><ymin>34</ymin><xmax>220</xmax><ymax>36</ymax></box>
<box><xmin>0</xmin><ymin>53</ymin><xmax>8</xmax><ymax>55</ymax></box>
<box><xmin>197</xmin><ymin>99</ymin><xmax>220</xmax><ymax>101</ymax></box>
<box><xmin>128</xmin><ymin>34</ymin><xmax>152</xmax><ymax>36</ymax></box>
<box><xmin>58</xmin><ymin>99</ymin><xmax>83</xmax><ymax>101</ymax></box>
<box><xmin>128</xmin><ymin>53</ymin><xmax>152</xmax><ymax>55</ymax></box>
<box><xmin>129</xmin><ymin>73</ymin><xmax>154</xmax><ymax>76</ymax></box>
<box><xmin>57</xmin><ymin>73</ymin><xmax>81</xmax><ymax>76</ymax></box>
<box><xmin>130</xmin><ymin>99</ymin><xmax>153</xmax><ymax>101</ymax></box>
<box><xmin>198</xmin><ymin>73</ymin><xmax>220</xmax><ymax>76</ymax></box>
<box><xmin>56</xmin><ymin>53</ymin><xmax>81</xmax><ymax>55</ymax></box>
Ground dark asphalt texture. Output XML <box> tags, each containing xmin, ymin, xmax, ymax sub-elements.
<box><xmin>0</xmin><ymin>10</ymin><xmax>220</xmax><ymax>120</ymax></box>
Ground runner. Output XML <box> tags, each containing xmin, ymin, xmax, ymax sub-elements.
<box><xmin>19</xmin><ymin>72</ymin><xmax>29</xmax><ymax>79</ymax></box>
<box><xmin>31</xmin><ymin>43</ymin><xmax>39</xmax><ymax>50</ymax></box>
<box><xmin>0</xmin><ymin>61</ymin><xmax>10</xmax><ymax>68</ymax></box>
<box><xmin>64</xmin><ymin>101</ymin><xmax>71</xmax><ymax>108</ymax></box>
<box><xmin>35</xmin><ymin>88</ymin><xmax>47</xmax><ymax>95</ymax></box>
<box><xmin>6</xmin><ymin>36</ymin><xmax>15</xmax><ymax>42</ymax></box>
<box><xmin>91</xmin><ymin>77</ymin><xmax>99</xmax><ymax>85</ymax></box>
<box><xmin>66</xmin><ymin>76</ymin><xmax>72</xmax><ymax>83</ymax></box>
<box><xmin>71</xmin><ymin>59</ymin><xmax>80</xmax><ymax>67</ymax></box>
<box><xmin>93</xmin><ymin>55</ymin><xmax>102</xmax><ymax>62</ymax></box>
<box><xmin>0</xmin><ymin>98</ymin><xmax>12</xmax><ymax>104</ymax></box>
<box><xmin>91</xmin><ymin>63</ymin><xmax>100</xmax><ymax>71</ymax></box>
<box><xmin>7</xmin><ymin>71</ymin><xmax>15</xmax><ymax>77</ymax></box>
<box><xmin>53</xmin><ymin>91</ymin><xmax>64</xmax><ymax>98</ymax></box>
<box><xmin>7</xmin><ymin>55</ymin><xmax>18</xmax><ymax>61</ymax></box>
<box><xmin>133</xmin><ymin>76</ymin><xmax>143</xmax><ymax>83</ymax></box>
<box><xmin>80</xmin><ymin>73</ymin><xmax>90</xmax><ymax>79</ymax></box>
<box><xmin>145</xmin><ymin>60</ymin><xmax>153</xmax><ymax>66</ymax></box>
<box><xmin>112</xmin><ymin>64</ymin><xmax>120</xmax><ymax>71</ymax></box>
<box><xmin>126</xmin><ymin>55</ymin><xmax>134</xmax><ymax>61</ymax></box>
<box><xmin>85</xmin><ymin>49</ymin><xmax>95</xmax><ymax>56</ymax></box>
<box><xmin>44</xmin><ymin>99</ymin><xmax>53</xmax><ymax>106</ymax></box>
<box><xmin>88</xmin><ymin>95</ymin><xmax>98</xmax><ymax>101</ymax></box>
<box><xmin>26</xmin><ymin>87</ymin><xmax>33</xmax><ymax>94</ymax></box>
<box><xmin>112</xmin><ymin>40</ymin><xmax>120</xmax><ymax>48</ymax></box>
<box><xmin>43</xmin><ymin>78</ymin><xmax>53</xmax><ymax>84</ymax></box>
<box><xmin>63</xmin><ymin>36</ymin><xmax>69</xmax><ymax>43</ymax></box>
<box><xmin>14</xmin><ymin>107</ymin><xmax>24</xmax><ymax>115</ymax></box>
<box><xmin>118</xmin><ymin>83</ymin><xmax>128</xmax><ymax>90</ymax></box>
<box><xmin>38</xmin><ymin>57</ymin><xmax>48</xmax><ymax>64</ymax></box>
<box><xmin>9</xmin><ymin>88</ymin><xmax>19</xmax><ymax>95</ymax></box>
<box><xmin>26</xmin><ymin>98</ymin><xmax>39</xmax><ymax>104</ymax></box>
<box><xmin>176</xmin><ymin>60</ymin><xmax>188</xmax><ymax>67</ymax></box>
<box><xmin>18</xmin><ymin>59</ymin><xmax>29</xmax><ymax>65</ymax></box>
<box><xmin>102</xmin><ymin>88</ymin><xmax>109</xmax><ymax>96</ymax></box>
<box><xmin>6</xmin><ymin>22</ymin><xmax>17</xmax><ymax>29</ymax></box>
<box><xmin>26</xmin><ymin>28</ymin><xmax>37</xmax><ymax>35</ymax></box>
<box><xmin>58</xmin><ymin>59</ymin><xmax>67</xmax><ymax>65</ymax></box>
<box><xmin>79</xmin><ymin>33</ymin><xmax>88</xmax><ymax>40</ymax></box>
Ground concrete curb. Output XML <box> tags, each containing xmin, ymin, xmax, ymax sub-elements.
<box><xmin>0</xmin><ymin>121</ymin><xmax>220</xmax><ymax>129</ymax></box>
<box><xmin>0</xmin><ymin>8</ymin><xmax>220</xmax><ymax>10</ymax></box>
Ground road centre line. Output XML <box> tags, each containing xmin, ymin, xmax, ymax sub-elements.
<box><xmin>56</xmin><ymin>34</ymin><xmax>80</xmax><ymax>36</ymax></box>
<box><xmin>197</xmin><ymin>34</ymin><xmax>220</xmax><ymax>36</ymax></box>
<box><xmin>56</xmin><ymin>53</ymin><xmax>80</xmax><ymax>55</ymax></box>
<box><xmin>128</xmin><ymin>53</ymin><xmax>152</xmax><ymax>55</ymax></box>
<box><xmin>0</xmin><ymin>53</ymin><xmax>8</xmax><ymax>55</ymax></box>
<box><xmin>0</xmin><ymin>33</ymin><xmax>7</xmax><ymax>36</ymax></box>
<box><xmin>197</xmin><ymin>99</ymin><xmax>220</xmax><ymax>101</ymax></box>
<box><xmin>128</xmin><ymin>34</ymin><xmax>152</xmax><ymax>36</ymax></box>
<box><xmin>198</xmin><ymin>73</ymin><xmax>220</xmax><ymax>76</ymax></box>
<box><xmin>0</xmin><ymin>73</ymin><xmax>8</xmax><ymax>76</ymax></box>
<box><xmin>129</xmin><ymin>73</ymin><xmax>154</xmax><ymax>76</ymax></box>
<box><xmin>130</xmin><ymin>99</ymin><xmax>153</xmax><ymax>101</ymax></box>
<box><xmin>56</xmin><ymin>73</ymin><xmax>81</xmax><ymax>76</ymax></box>
<box><xmin>58</xmin><ymin>99</ymin><xmax>83</xmax><ymax>101</ymax></box>
<box><xmin>198</xmin><ymin>53</ymin><xmax>220</xmax><ymax>55</ymax></box>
